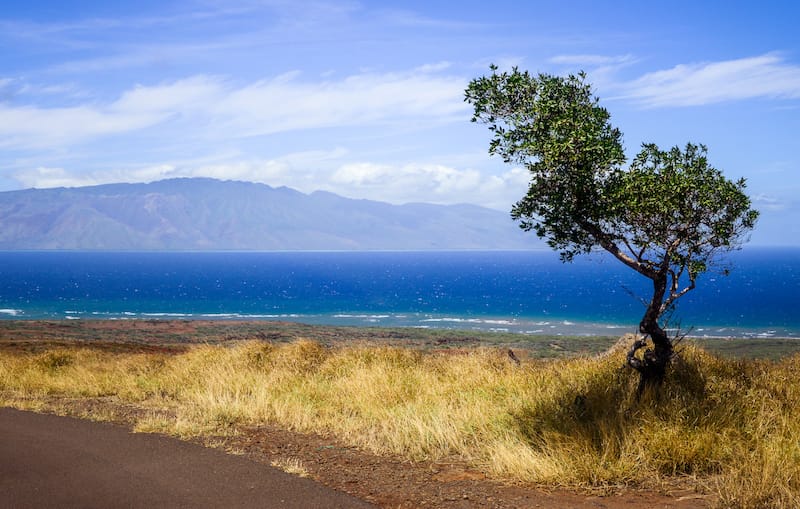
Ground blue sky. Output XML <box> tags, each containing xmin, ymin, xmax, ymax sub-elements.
<box><xmin>1</xmin><ymin>1</ymin><xmax>799</xmax><ymax>245</ymax></box>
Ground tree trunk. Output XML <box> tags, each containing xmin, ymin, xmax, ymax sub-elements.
<box><xmin>627</xmin><ymin>273</ymin><xmax>674</xmax><ymax>395</ymax></box>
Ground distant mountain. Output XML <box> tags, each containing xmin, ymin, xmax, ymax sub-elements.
<box><xmin>0</xmin><ymin>178</ymin><xmax>541</xmax><ymax>250</ymax></box>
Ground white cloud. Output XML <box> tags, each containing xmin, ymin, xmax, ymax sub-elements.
<box><xmin>329</xmin><ymin>161</ymin><xmax>529</xmax><ymax>208</ymax></box>
<box><xmin>0</xmin><ymin>67</ymin><xmax>468</xmax><ymax>149</ymax></box>
<box><xmin>623</xmin><ymin>53</ymin><xmax>800</xmax><ymax>107</ymax></box>
<box><xmin>414</xmin><ymin>61</ymin><xmax>452</xmax><ymax>73</ymax></box>
<box><xmin>13</xmin><ymin>155</ymin><xmax>531</xmax><ymax>211</ymax></box>
<box><xmin>753</xmin><ymin>193</ymin><xmax>787</xmax><ymax>212</ymax></box>
<box><xmin>547</xmin><ymin>54</ymin><xmax>639</xmax><ymax>91</ymax></box>
<box><xmin>549</xmin><ymin>54</ymin><xmax>634</xmax><ymax>66</ymax></box>
<box><xmin>214</xmin><ymin>69</ymin><xmax>468</xmax><ymax>136</ymax></box>
<box><xmin>111</xmin><ymin>76</ymin><xmax>223</xmax><ymax>115</ymax></box>
<box><xmin>0</xmin><ymin>104</ymin><xmax>165</xmax><ymax>149</ymax></box>
<box><xmin>330</xmin><ymin>162</ymin><xmax>485</xmax><ymax>201</ymax></box>
<box><xmin>14</xmin><ymin>167</ymin><xmax>98</xmax><ymax>189</ymax></box>
<box><xmin>12</xmin><ymin>147</ymin><xmax>349</xmax><ymax>190</ymax></box>
<box><xmin>14</xmin><ymin>163</ymin><xmax>188</xmax><ymax>189</ymax></box>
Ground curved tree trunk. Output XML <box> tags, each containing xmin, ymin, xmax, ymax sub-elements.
<box><xmin>627</xmin><ymin>273</ymin><xmax>674</xmax><ymax>395</ymax></box>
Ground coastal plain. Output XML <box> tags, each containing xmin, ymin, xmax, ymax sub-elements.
<box><xmin>2</xmin><ymin>319</ymin><xmax>797</xmax><ymax>358</ymax></box>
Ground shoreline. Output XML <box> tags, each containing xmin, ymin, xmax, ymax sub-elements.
<box><xmin>0</xmin><ymin>318</ymin><xmax>797</xmax><ymax>359</ymax></box>
<box><xmin>1</xmin><ymin>312</ymin><xmax>798</xmax><ymax>339</ymax></box>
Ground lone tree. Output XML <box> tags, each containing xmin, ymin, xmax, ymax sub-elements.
<box><xmin>466</xmin><ymin>67</ymin><xmax>758</xmax><ymax>392</ymax></box>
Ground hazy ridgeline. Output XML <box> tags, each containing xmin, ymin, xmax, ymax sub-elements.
<box><xmin>2</xmin><ymin>338</ymin><xmax>799</xmax><ymax>508</ymax></box>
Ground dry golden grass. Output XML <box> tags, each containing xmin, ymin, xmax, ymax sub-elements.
<box><xmin>2</xmin><ymin>337</ymin><xmax>800</xmax><ymax>508</ymax></box>
<box><xmin>270</xmin><ymin>456</ymin><xmax>311</xmax><ymax>477</ymax></box>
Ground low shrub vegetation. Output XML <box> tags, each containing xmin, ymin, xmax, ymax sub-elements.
<box><xmin>2</xmin><ymin>337</ymin><xmax>799</xmax><ymax>508</ymax></box>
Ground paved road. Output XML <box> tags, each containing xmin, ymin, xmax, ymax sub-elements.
<box><xmin>0</xmin><ymin>408</ymin><xmax>375</xmax><ymax>508</ymax></box>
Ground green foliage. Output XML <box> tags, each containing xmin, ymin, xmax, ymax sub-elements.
<box><xmin>609</xmin><ymin>143</ymin><xmax>759</xmax><ymax>275</ymax></box>
<box><xmin>466</xmin><ymin>67</ymin><xmax>626</xmax><ymax>261</ymax></box>
<box><xmin>466</xmin><ymin>66</ymin><xmax>759</xmax><ymax>326</ymax></box>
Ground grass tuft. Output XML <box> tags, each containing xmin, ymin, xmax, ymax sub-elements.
<box><xmin>271</xmin><ymin>456</ymin><xmax>311</xmax><ymax>477</ymax></box>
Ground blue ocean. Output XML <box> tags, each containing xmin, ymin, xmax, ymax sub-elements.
<box><xmin>0</xmin><ymin>249</ymin><xmax>797</xmax><ymax>338</ymax></box>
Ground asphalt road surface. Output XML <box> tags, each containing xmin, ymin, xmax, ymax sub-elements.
<box><xmin>0</xmin><ymin>407</ymin><xmax>375</xmax><ymax>508</ymax></box>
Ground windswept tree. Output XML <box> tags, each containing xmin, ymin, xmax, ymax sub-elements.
<box><xmin>466</xmin><ymin>67</ymin><xmax>758</xmax><ymax>391</ymax></box>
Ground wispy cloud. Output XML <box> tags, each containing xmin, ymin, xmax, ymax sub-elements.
<box><xmin>373</xmin><ymin>7</ymin><xmax>482</xmax><ymax>30</ymax></box>
<box><xmin>0</xmin><ymin>75</ymin><xmax>224</xmax><ymax>149</ymax></box>
<box><xmin>0</xmin><ymin>104</ymin><xmax>166</xmax><ymax>149</ymax></box>
<box><xmin>330</xmin><ymin>162</ymin><xmax>529</xmax><ymax>208</ymax></box>
<box><xmin>214</xmin><ymin>69</ymin><xmax>468</xmax><ymax>136</ymax></box>
<box><xmin>111</xmin><ymin>75</ymin><xmax>223</xmax><ymax>116</ymax></box>
<box><xmin>548</xmin><ymin>53</ymin><xmax>638</xmax><ymax>89</ymax></box>
<box><xmin>753</xmin><ymin>193</ymin><xmax>789</xmax><ymax>212</ymax></box>
<box><xmin>622</xmin><ymin>53</ymin><xmax>800</xmax><ymax>107</ymax></box>
<box><xmin>0</xmin><ymin>67</ymin><xmax>469</xmax><ymax>149</ymax></box>
<box><xmin>549</xmin><ymin>54</ymin><xmax>634</xmax><ymax>66</ymax></box>
<box><xmin>12</xmin><ymin>147</ymin><xmax>348</xmax><ymax>189</ymax></box>
<box><xmin>13</xmin><ymin>153</ymin><xmax>529</xmax><ymax>210</ymax></box>
<box><xmin>4</xmin><ymin>1</ymin><xmax>366</xmax><ymax>77</ymax></box>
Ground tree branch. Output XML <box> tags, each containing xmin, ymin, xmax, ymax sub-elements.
<box><xmin>583</xmin><ymin>223</ymin><xmax>658</xmax><ymax>279</ymax></box>
<box><xmin>626</xmin><ymin>338</ymin><xmax>648</xmax><ymax>373</ymax></box>
<box><xmin>661</xmin><ymin>275</ymin><xmax>697</xmax><ymax>314</ymax></box>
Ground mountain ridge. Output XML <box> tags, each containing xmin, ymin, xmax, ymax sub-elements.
<box><xmin>0</xmin><ymin>178</ymin><xmax>541</xmax><ymax>251</ymax></box>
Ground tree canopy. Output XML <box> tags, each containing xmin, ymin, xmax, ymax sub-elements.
<box><xmin>466</xmin><ymin>67</ymin><xmax>759</xmax><ymax>389</ymax></box>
